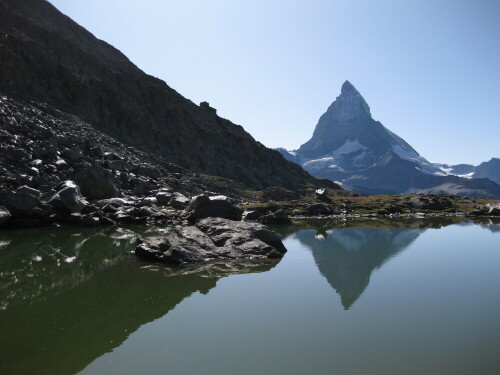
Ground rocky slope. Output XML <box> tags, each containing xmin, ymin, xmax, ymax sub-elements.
<box><xmin>0</xmin><ymin>94</ymin><xmax>242</xmax><ymax>227</ymax></box>
<box><xmin>278</xmin><ymin>81</ymin><xmax>500</xmax><ymax>198</ymax></box>
<box><xmin>472</xmin><ymin>158</ymin><xmax>500</xmax><ymax>184</ymax></box>
<box><xmin>0</xmin><ymin>0</ymin><xmax>320</xmax><ymax>190</ymax></box>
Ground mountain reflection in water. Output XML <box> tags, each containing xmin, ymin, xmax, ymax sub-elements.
<box><xmin>293</xmin><ymin>227</ymin><xmax>422</xmax><ymax>309</ymax></box>
<box><xmin>276</xmin><ymin>217</ymin><xmax>497</xmax><ymax>310</ymax></box>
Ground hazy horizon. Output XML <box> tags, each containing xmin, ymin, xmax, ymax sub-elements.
<box><xmin>48</xmin><ymin>0</ymin><xmax>500</xmax><ymax>165</ymax></box>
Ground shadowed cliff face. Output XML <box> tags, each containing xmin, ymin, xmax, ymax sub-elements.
<box><xmin>0</xmin><ymin>225</ymin><xmax>279</xmax><ymax>375</ymax></box>
<box><xmin>292</xmin><ymin>227</ymin><xmax>423</xmax><ymax>309</ymax></box>
<box><xmin>0</xmin><ymin>0</ymin><xmax>320</xmax><ymax>190</ymax></box>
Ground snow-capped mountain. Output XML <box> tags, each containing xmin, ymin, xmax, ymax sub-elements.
<box><xmin>277</xmin><ymin>81</ymin><xmax>500</xmax><ymax>198</ymax></box>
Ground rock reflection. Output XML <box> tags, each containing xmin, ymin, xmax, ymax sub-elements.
<box><xmin>0</xmin><ymin>225</ymin><xmax>279</xmax><ymax>375</ymax></box>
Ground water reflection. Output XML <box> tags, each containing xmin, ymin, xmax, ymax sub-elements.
<box><xmin>0</xmin><ymin>226</ymin><xmax>279</xmax><ymax>375</ymax></box>
<box><xmin>278</xmin><ymin>217</ymin><xmax>498</xmax><ymax>310</ymax></box>
<box><xmin>296</xmin><ymin>227</ymin><xmax>422</xmax><ymax>309</ymax></box>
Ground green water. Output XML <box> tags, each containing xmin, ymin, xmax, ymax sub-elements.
<box><xmin>0</xmin><ymin>219</ymin><xmax>499</xmax><ymax>374</ymax></box>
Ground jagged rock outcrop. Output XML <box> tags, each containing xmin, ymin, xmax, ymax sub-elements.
<box><xmin>278</xmin><ymin>81</ymin><xmax>500</xmax><ymax>198</ymax></box>
<box><xmin>0</xmin><ymin>0</ymin><xmax>326</xmax><ymax>190</ymax></box>
<box><xmin>136</xmin><ymin>217</ymin><xmax>287</xmax><ymax>264</ymax></box>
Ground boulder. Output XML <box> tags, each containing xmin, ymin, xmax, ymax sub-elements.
<box><xmin>185</xmin><ymin>194</ymin><xmax>242</xmax><ymax>222</ymax></box>
<box><xmin>258</xmin><ymin>209</ymin><xmax>291</xmax><ymax>225</ymax></box>
<box><xmin>74</xmin><ymin>165</ymin><xmax>120</xmax><ymax>200</ymax></box>
<box><xmin>242</xmin><ymin>210</ymin><xmax>263</xmax><ymax>221</ymax></box>
<box><xmin>130</xmin><ymin>176</ymin><xmax>157</xmax><ymax>196</ymax></box>
<box><xmin>168</xmin><ymin>192</ymin><xmax>190</xmax><ymax>209</ymax></box>
<box><xmin>46</xmin><ymin>180</ymin><xmax>89</xmax><ymax>215</ymax></box>
<box><xmin>135</xmin><ymin>217</ymin><xmax>287</xmax><ymax>264</ymax></box>
<box><xmin>488</xmin><ymin>206</ymin><xmax>500</xmax><ymax>216</ymax></box>
<box><xmin>156</xmin><ymin>191</ymin><xmax>173</xmax><ymax>206</ymax></box>
<box><xmin>0</xmin><ymin>206</ymin><xmax>12</xmax><ymax>226</ymax></box>
<box><xmin>62</xmin><ymin>146</ymin><xmax>82</xmax><ymax>161</ymax></box>
<box><xmin>0</xmin><ymin>189</ymin><xmax>53</xmax><ymax>221</ymax></box>
<box><xmin>1</xmin><ymin>190</ymin><xmax>41</xmax><ymax>216</ymax></box>
<box><xmin>133</xmin><ymin>163</ymin><xmax>162</xmax><ymax>178</ymax></box>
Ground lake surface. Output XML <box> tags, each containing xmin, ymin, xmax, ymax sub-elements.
<box><xmin>1</xmin><ymin>218</ymin><xmax>499</xmax><ymax>375</ymax></box>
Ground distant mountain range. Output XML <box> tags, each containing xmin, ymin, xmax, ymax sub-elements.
<box><xmin>277</xmin><ymin>81</ymin><xmax>500</xmax><ymax>198</ymax></box>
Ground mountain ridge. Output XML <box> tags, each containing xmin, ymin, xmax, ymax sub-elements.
<box><xmin>0</xmin><ymin>0</ymin><xmax>329</xmax><ymax>190</ymax></box>
<box><xmin>278</xmin><ymin>81</ymin><xmax>500</xmax><ymax>198</ymax></box>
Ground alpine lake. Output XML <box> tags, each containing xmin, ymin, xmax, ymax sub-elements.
<box><xmin>1</xmin><ymin>217</ymin><xmax>499</xmax><ymax>375</ymax></box>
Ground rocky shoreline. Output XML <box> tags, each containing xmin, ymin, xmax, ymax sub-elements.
<box><xmin>1</xmin><ymin>96</ymin><xmax>498</xmax><ymax>264</ymax></box>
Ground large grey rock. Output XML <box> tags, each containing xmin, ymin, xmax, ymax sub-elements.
<box><xmin>168</xmin><ymin>192</ymin><xmax>190</xmax><ymax>209</ymax></box>
<box><xmin>2</xmin><ymin>191</ymin><xmax>41</xmax><ymax>215</ymax></box>
<box><xmin>47</xmin><ymin>180</ymin><xmax>89</xmax><ymax>215</ymax></box>
<box><xmin>185</xmin><ymin>194</ymin><xmax>242</xmax><ymax>222</ymax></box>
<box><xmin>0</xmin><ymin>190</ymin><xmax>53</xmax><ymax>219</ymax></box>
<box><xmin>74</xmin><ymin>165</ymin><xmax>120</xmax><ymax>200</ymax></box>
<box><xmin>135</xmin><ymin>217</ymin><xmax>287</xmax><ymax>264</ymax></box>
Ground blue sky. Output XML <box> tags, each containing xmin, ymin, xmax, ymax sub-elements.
<box><xmin>49</xmin><ymin>0</ymin><xmax>499</xmax><ymax>165</ymax></box>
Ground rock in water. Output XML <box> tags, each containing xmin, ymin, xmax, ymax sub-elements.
<box><xmin>135</xmin><ymin>217</ymin><xmax>287</xmax><ymax>264</ymax></box>
<box><xmin>185</xmin><ymin>194</ymin><xmax>242</xmax><ymax>222</ymax></box>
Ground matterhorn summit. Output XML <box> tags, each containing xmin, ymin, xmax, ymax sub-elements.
<box><xmin>277</xmin><ymin>81</ymin><xmax>500</xmax><ymax>197</ymax></box>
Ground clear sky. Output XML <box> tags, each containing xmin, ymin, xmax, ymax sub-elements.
<box><xmin>48</xmin><ymin>0</ymin><xmax>499</xmax><ymax>165</ymax></box>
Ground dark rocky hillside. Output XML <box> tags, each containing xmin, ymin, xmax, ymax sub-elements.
<box><xmin>0</xmin><ymin>0</ymin><xmax>321</xmax><ymax>190</ymax></box>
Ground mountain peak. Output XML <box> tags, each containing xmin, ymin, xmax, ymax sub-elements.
<box><xmin>341</xmin><ymin>80</ymin><xmax>358</xmax><ymax>94</ymax></box>
<box><xmin>332</xmin><ymin>80</ymin><xmax>371</xmax><ymax>119</ymax></box>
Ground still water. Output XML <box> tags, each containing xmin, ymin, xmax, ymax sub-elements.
<box><xmin>1</xmin><ymin>218</ymin><xmax>499</xmax><ymax>375</ymax></box>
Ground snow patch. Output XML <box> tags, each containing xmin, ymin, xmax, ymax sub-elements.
<box><xmin>392</xmin><ymin>145</ymin><xmax>420</xmax><ymax>162</ymax></box>
<box><xmin>333</xmin><ymin>140</ymin><xmax>367</xmax><ymax>155</ymax></box>
<box><xmin>303</xmin><ymin>157</ymin><xmax>335</xmax><ymax>167</ymax></box>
